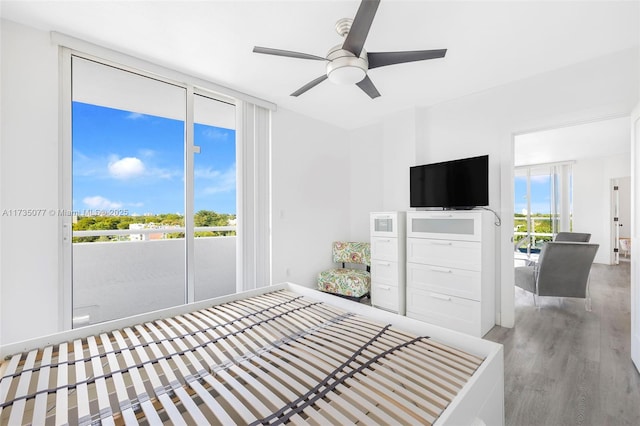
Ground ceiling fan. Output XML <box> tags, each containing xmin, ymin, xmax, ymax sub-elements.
<box><xmin>252</xmin><ymin>0</ymin><xmax>447</xmax><ymax>99</ymax></box>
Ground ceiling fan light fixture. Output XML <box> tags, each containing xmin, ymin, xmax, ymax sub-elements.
<box><xmin>327</xmin><ymin>64</ymin><xmax>366</xmax><ymax>85</ymax></box>
<box><xmin>326</xmin><ymin>48</ymin><xmax>368</xmax><ymax>85</ymax></box>
<box><xmin>252</xmin><ymin>0</ymin><xmax>447</xmax><ymax>98</ymax></box>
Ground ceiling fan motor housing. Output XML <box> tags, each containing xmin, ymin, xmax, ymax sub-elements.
<box><xmin>326</xmin><ymin>44</ymin><xmax>368</xmax><ymax>84</ymax></box>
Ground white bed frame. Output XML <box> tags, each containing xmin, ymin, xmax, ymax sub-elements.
<box><xmin>0</xmin><ymin>282</ymin><xmax>504</xmax><ymax>425</ymax></box>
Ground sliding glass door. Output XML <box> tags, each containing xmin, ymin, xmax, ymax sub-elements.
<box><xmin>514</xmin><ymin>163</ymin><xmax>572</xmax><ymax>254</ymax></box>
<box><xmin>70</xmin><ymin>56</ymin><xmax>237</xmax><ymax>327</ymax></box>
<box><xmin>193</xmin><ymin>93</ymin><xmax>237</xmax><ymax>301</ymax></box>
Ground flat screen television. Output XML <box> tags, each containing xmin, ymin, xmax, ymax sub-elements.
<box><xmin>410</xmin><ymin>155</ymin><xmax>489</xmax><ymax>209</ymax></box>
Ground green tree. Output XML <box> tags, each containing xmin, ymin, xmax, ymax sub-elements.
<box><xmin>72</xmin><ymin>210</ymin><xmax>237</xmax><ymax>242</ymax></box>
<box><xmin>194</xmin><ymin>210</ymin><xmax>236</xmax><ymax>236</ymax></box>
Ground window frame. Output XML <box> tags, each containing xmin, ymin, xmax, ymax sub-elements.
<box><xmin>514</xmin><ymin>161</ymin><xmax>573</xmax><ymax>255</ymax></box>
<box><xmin>59</xmin><ymin>41</ymin><xmax>272</xmax><ymax>330</ymax></box>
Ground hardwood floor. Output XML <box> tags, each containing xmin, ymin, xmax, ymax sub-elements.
<box><xmin>485</xmin><ymin>262</ymin><xmax>640</xmax><ymax>426</ymax></box>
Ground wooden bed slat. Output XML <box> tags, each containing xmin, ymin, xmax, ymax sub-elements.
<box><xmin>123</xmin><ymin>327</ymin><xmax>187</xmax><ymax>425</ymax></box>
<box><xmin>31</xmin><ymin>346</ymin><xmax>53</xmax><ymax>425</ymax></box>
<box><xmin>99</xmin><ymin>333</ymin><xmax>139</xmax><ymax>425</ymax></box>
<box><xmin>133</xmin><ymin>323</ymin><xmax>210</xmax><ymax>425</ymax></box>
<box><xmin>73</xmin><ymin>338</ymin><xmax>93</xmax><ymax>425</ymax></box>
<box><xmin>54</xmin><ymin>342</ymin><xmax>69</xmax><ymax>426</ymax></box>
<box><xmin>111</xmin><ymin>329</ymin><xmax>163</xmax><ymax>424</ymax></box>
<box><xmin>0</xmin><ymin>289</ymin><xmax>485</xmax><ymax>425</ymax></box>
<box><xmin>6</xmin><ymin>349</ymin><xmax>37</xmax><ymax>425</ymax></box>
<box><xmin>0</xmin><ymin>353</ymin><xmax>22</xmax><ymax>422</ymax></box>
<box><xmin>87</xmin><ymin>336</ymin><xmax>116</xmax><ymax>426</ymax></box>
<box><xmin>147</xmin><ymin>319</ymin><xmax>240</xmax><ymax>424</ymax></box>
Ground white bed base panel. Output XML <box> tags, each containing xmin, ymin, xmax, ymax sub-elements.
<box><xmin>0</xmin><ymin>282</ymin><xmax>504</xmax><ymax>426</ymax></box>
<box><xmin>287</xmin><ymin>283</ymin><xmax>505</xmax><ymax>426</ymax></box>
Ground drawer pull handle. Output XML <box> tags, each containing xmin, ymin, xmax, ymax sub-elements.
<box><xmin>430</xmin><ymin>267</ymin><xmax>452</xmax><ymax>273</ymax></box>
<box><xmin>378</xmin><ymin>285</ymin><xmax>391</xmax><ymax>291</ymax></box>
<box><xmin>377</xmin><ymin>262</ymin><xmax>391</xmax><ymax>267</ymax></box>
<box><xmin>431</xmin><ymin>241</ymin><xmax>453</xmax><ymax>246</ymax></box>
<box><xmin>430</xmin><ymin>293</ymin><xmax>452</xmax><ymax>301</ymax></box>
<box><xmin>378</xmin><ymin>239</ymin><xmax>391</xmax><ymax>243</ymax></box>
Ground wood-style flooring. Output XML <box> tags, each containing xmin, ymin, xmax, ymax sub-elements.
<box><xmin>485</xmin><ymin>261</ymin><xmax>640</xmax><ymax>426</ymax></box>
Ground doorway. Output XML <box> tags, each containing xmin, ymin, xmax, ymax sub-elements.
<box><xmin>612</xmin><ymin>176</ymin><xmax>632</xmax><ymax>264</ymax></box>
<box><xmin>514</xmin><ymin>116</ymin><xmax>631</xmax><ymax>267</ymax></box>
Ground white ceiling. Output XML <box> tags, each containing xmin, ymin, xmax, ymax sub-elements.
<box><xmin>514</xmin><ymin>116</ymin><xmax>631</xmax><ymax>167</ymax></box>
<box><xmin>1</xmin><ymin>1</ymin><xmax>639</xmax><ymax>129</ymax></box>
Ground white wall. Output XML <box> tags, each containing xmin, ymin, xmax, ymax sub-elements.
<box><xmin>271</xmin><ymin>108</ymin><xmax>350</xmax><ymax>287</ymax></box>
<box><xmin>348</xmin><ymin>122</ymin><xmax>384</xmax><ymax>241</ymax></box>
<box><xmin>382</xmin><ymin>110</ymin><xmax>416</xmax><ymax>211</ymax></box>
<box><xmin>631</xmin><ymin>101</ymin><xmax>640</xmax><ymax>371</ymax></box>
<box><xmin>574</xmin><ymin>154</ymin><xmax>631</xmax><ymax>264</ymax></box>
<box><xmin>1</xmin><ymin>20</ymin><xmax>61</xmax><ymax>344</ymax></box>
<box><xmin>0</xmin><ymin>20</ymin><xmax>352</xmax><ymax>344</ymax></box>
<box><xmin>0</xmin><ymin>19</ymin><xmax>3</xmax><ymax>348</ymax></box>
<box><xmin>2</xmin><ymin>17</ymin><xmax>638</xmax><ymax>344</ymax></box>
<box><xmin>346</xmin><ymin>109</ymin><xmax>417</xmax><ymax>241</ymax></box>
<box><xmin>370</xmin><ymin>48</ymin><xmax>639</xmax><ymax>328</ymax></box>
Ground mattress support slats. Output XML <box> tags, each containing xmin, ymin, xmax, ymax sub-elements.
<box><xmin>0</xmin><ymin>297</ymin><xmax>317</xmax><ymax>382</ymax></box>
<box><xmin>0</xmin><ymin>290</ymin><xmax>484</xmax><ymax>426</ymax></box>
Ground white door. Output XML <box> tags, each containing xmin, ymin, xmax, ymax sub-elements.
<box><xmin>613</xmin><ymin>179</ymin><xmax>621</xmax><ymax>265</ymax></box>
<box><xmin>631</xmin><ymin>102</ymin><xmax>640</xmax><ymax>373</ymax></box>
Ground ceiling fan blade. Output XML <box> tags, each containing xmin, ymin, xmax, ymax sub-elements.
<box><xmin>342</xmin><ymin>0</ymin><xmax>380</xmax><ymax>57</ymax></box>
<box><xmin>253</xmin><ymin>46</ymin><xmax>327</xmax><ymax>61</ymax></box>
<box><xmin>356</xmin><ymin>75</ymin><xmax>381</xmax><ymax>99</ymax></box>
<box><xmin>291</xmin><ymin>75</ymin><xmax>328</xmax><ymax>97</ymax></box>
<box><xmin>367</xmin><ymin>49</ymin><xmax>447</xmax><ymax>69</ymax></box>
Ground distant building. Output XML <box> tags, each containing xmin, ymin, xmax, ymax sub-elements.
<box><xmin>128</xmin><ymin>222</ymin><xmax>170</xmax><ymax>241</ymax></box>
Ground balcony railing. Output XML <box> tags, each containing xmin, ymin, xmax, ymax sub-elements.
<box><xmin>73</xmin><ymin>225</ymin><xmax>236</xmax><ymax>238</ymax></box>
<box><xmin>513</xmin><ymin>216</ymin><xmax>555</xmax><ymax>253</ymax></box>
<box><xmin>72</xmin><ymin>226</ymin><xmax>237</xmax><ymax>327</ymax></box>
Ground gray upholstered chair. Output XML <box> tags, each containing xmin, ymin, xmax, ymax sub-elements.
<box><xmin>515</xmin><ymin>241</ymin><xmax>599</xmax><ymax>310</ymax></box>
<box><xmin>554</xmin><ymin>232</ymin><xmax>591</xmax><ymax>242</ymax></box>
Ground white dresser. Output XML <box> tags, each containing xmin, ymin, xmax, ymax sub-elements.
<box><xmin>405</xmin><ymin>210</ymin><xmax>495</xmax><ymax>337</ymax></box>
<box><xmin>370</xmin><ymin>212</ymin><xmax>406</xmax><ymax>315</ymax></box>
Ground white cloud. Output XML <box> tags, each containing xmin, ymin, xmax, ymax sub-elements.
<box><xmin>108</xmin><ymin>157</ymin><xmax>146</xmax><ymax>179</ymax></box>
<box><xmin>126</xmin><ymin>112</ymin><xmax>145</xmax><ymax>120</ymax></box>
<box><xmin>194</xmin><ymin>168</ymin><xmax>221</xmax><ymax>180</ymax></box>
<box><xmin>196</xmin><ymin>164</ymin><xmax>236</xmax><ymax>194</ymax></box>
<box><xmin>83</xmin><ymin>196</ymin><xmax>123</xmax><ymax>209</ymax></box>
<box><xmin>73</xmin><ymin>149</ymin><xmax>104</xmax><ymax>177</ymax></box>
<box><xmin>202</xmin><ymin>127</ymin><xmax>232</xmax><ymax>142</ymax></box>
<box><xmin>148</xmin><ymin>167</ymin><xmax>180</xmax><ymax>180</ymax></box>
<box><xmin>139</xmin><ymin>149</ymin><xmax>156</xmax><ymax>158</ymax></box>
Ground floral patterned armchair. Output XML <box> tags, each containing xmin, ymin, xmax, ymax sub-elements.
<box><xmin>317</xmin><ymin>241</ymin><xmax>371</xmax><ymax>299</ymax></box>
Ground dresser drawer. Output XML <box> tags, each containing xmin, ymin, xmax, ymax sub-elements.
<box><xmin>371</xmin><ymin>237</ymin><xmax>398</xmax><ymax>262</ymax></box>
<box><xmin>371</xmin><ymin>282</ymin><xmax>400</xmax><ymax>313</ymax></box>
<box><xmin>407</xmin><ymin>211</ymin><xmax>482</xmax><ymax>241</ymax></box>
<box><xmin>407</xmin><ymin>262</ymin><xmax>481</xmax><ymax>301</ymax></box>
<box><xmin>370</xmin><ymin>212</ymin><xmax>402</xmax><ymax>237</ymax></box>
<box><xmin>407</xmin><ymin>238</ymin><xmax>481</xmax><ymax>271</ymax></box>
<box><xmin>406</xmin><ymin>287</ymin><xmax>481</xmax><ymax>336</ymax></box>
<box><xmin>371</xmin><ymin>259</ymin><xmax>398</xmax><ymax>283</ymax></box>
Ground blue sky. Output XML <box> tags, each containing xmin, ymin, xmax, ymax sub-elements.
<box><xmin>72</xmin><ymin>102</ymin><xmax>236</xmax><ymax>215</ymax></box>
<box><xmin>514</xmin><ymin>175</ymin><xmax>551</xmax><ymax>214</ymax></box>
